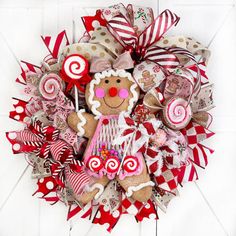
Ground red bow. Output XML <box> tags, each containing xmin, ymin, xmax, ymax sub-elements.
<box><xmin>6</xmin><ymin>119</ymin><xmax>82</xmax><ymax>186</ymax></box>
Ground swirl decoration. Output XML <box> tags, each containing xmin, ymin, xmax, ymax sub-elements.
<box><xmin>61</xmin><ymin>54</ymin><xmax>91</xmax><ymax>92</ymax></box>
<box><xmin>162</xmin><ymin>97</ymin><xmax>192</xmax><ymax>130</ymax></box>
<box><xmin>86</xmin><ymin>155</ymin><xmax>104</xmax><ymax>172</ymax></box>
<box><xmin>38</xmin><ymin>73</ymin><xmax>64</xmax><ymax>100</ymax></box>
<box><xmin>104</xmin><ymin>156</ymin><xmax>120</xmax><ymax>173</ymax></box>
<box><xmin>123</xmin><ymin>156</ymin><xmax>139</xmax><ymax>173</ymax></box>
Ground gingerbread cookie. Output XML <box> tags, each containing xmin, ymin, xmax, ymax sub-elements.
<box><xmin>68</xmin><ymin>69</ymin><xmax>155</xmax><ymax>203</ymax></box>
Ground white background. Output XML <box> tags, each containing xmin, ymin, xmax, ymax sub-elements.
<box><xmin>0</xmin><ymin>0</ymin><xmax>236</xmax><ymax>236</ymax></box>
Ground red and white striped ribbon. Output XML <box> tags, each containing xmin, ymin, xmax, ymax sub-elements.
<box><xmin>191</xmin><ymin>144</ymin><xmax>214</xmax><ymax>168</ymax></box>
<box><xmin>144</xmin><ymin>46</ymin><xmax>179</xmax><ymax>69</ymax></box>
<box><xmin>178</xmin><ymin>159</ymin><xmax>198</xmax><ymax>184</ymax></box>
<box><xmin>16</xmin><ymin>61</ymin><xmax>42</xmax><ymax>85</ymax></box>
<box><xmin>41</xmin><ymin>30</ymin><xmax>69</xmax><ymax>59</ymax></box>
<box><xmin>65</xmin><ymin>168</ymin><xmax>90</xmax><ymax>196</ymax></box>
<box><xmin>138</xmin><ymin>9</ymin><xmax>180</xmax><ymax>49</ymax></box>
<box><xmin>186</xmin><ymin>61</ymin><xmax>209</xmax><ymax>84</ymax></box>
<box><xmin>107</xmin><ymin>14</ymin><xmax>137</xmax><ymax>47</ymax></box>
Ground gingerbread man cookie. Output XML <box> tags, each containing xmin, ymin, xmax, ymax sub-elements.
<box><xmin>139</xmin><ymin>70</ymin><xmax>156</xmax><ymax>91</ymax></box>
<box><xmin>68</xmin><ymin>69</ymin><xmax>154</xmax><ymax>204</ymax></box>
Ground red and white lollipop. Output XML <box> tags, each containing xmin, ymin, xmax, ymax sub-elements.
<box><xmin>162</xmin><ymin>97</ymin><xmax>192</xmax><ymax>130</ymax></box>
<box><xmin>123</xmin><ymin>156</ymin><xmax>139</xmax><ymax>173</ymax></box>
<box><xmin>104</xmin><ymin>156</ymin><xmax>120</xmax><ymax>174</ymax></box>
<box><xmin>86</xmin><ymin>155</ymin><xmax>103</xmax><ymax>172</ymax></box>
<box><xmin>61</xmin><ymin>54</ymin><xmax>91</xmax><ymax>111</ymax></box>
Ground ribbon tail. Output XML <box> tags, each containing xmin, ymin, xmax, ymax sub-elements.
<box><xmin>138</xmin><ymin>9</ymin><xmax>180</xmax><ymax>49</ymax></box>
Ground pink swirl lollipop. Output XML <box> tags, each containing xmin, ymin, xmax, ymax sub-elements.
<box><xmin>123</xmin><ymin>156</ymin><xmax>139</xmax><ymax>173</ymax></box>
<box><xmin>86</xmin><ymin>155</ymin><xmax>103</xmax><ymax>172</ymax></box>
<box><xmin>104</xmin><ymin>156</ymin><xmax>120</xmax><ymax>173</ymax></box>
<box><xmin>162</xmin><ymin>97</ymin><xmax>192</xmax><ymax>130</ymax></box>
<box><xmin>38</xmin><ymin>73</ymin><xmax>63</xmax><ymax>100</ymax></box>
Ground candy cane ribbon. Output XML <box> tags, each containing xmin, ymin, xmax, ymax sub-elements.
<box><xmin>103</xmin><ymin>7</ymin><xmax>180</xmax><ymax>69</ymax></box>
<box><xmin>6</xmin><ymin>119</ymin><xmax>82</xmax><ymax>186</ymax></box>
<box><xmin>113</xmin><ymin>112</ymin><xmax>161</xmax><ymax>155</ymax></box>
<box><xmin>41</xmin><ymin>30</ymin><xmax>70</xmax><ymax>59</ymax></box>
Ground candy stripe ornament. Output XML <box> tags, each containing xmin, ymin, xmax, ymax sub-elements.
<box><xmin>86</xmin><ymin>155</ymin><xmax>104</xmax><ymax>172</ymax></box>
<box><xmin>6</xmin><ymin>2</ymin><xmax>215</xmax><ymax>233</ymax></box>
<box><xmin>38</xmin><ymin>73</ymin><xmax>64</xmax><ymax>100</ymax></box>
<box><xmin>162</xmin><ymin>97</ymin><xmax>192</xmax><ymax>130</ymax></box>
<box><xmin>123</xmin><ymin>156</ymin><xmax>139</xmax><ymax>173</ymax></box>
<box><xmin>104</xmin><ymin>156</ymin><xmax>120</xmax><ymax>174</ymax></box>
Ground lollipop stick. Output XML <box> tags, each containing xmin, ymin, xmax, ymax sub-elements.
<box><xmin>74</xmin><ymin>86</ymin><xmax>79</xmax><ymax>112</ymax></box>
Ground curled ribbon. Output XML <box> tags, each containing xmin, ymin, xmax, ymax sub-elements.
<box><xmin>113</xmin><ymin>112</ymin><xmax>161</xmax><ymax>155</ymax></box>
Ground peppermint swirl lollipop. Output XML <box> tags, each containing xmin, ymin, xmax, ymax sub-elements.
<box><xmin>38</xmin><ymin>73</ymin><xmax>63</xmax><ymax>100</ymax></box>
<box><xmin>123</xmin><ymin>156</ymin><xmax>139</xmax><ymax>173</ymax></box>
<box><xmin>61</xmin><ymin>54</ymin><xmax>89</xmax><ymax>82</ymax></box>
<box><xmin>162</xmin><ymin>97</ymin><xmax>192</xmax><ymax>130</ymax></box>
<box><xmin>104</xmin><ymin>156</ymin><xmax>120</xmax><ymax>173</ymax></box>
<box><xmin>86</xmin><ymin>155</ymin><xmax>103</xmax><ymax>172</ymax></box>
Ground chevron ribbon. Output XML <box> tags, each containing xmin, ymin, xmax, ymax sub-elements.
<box><xmin>16</xmin><ymin>61</ymin><xmax>42</xmax><ymax>85</ymax></box>
<box><xmin>41</xmin><ymin>30</ymin><xmax>70</xmax><ymax>59</ymax></box>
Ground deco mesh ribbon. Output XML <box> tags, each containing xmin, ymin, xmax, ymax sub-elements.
<box><xmin>6</xmin><ymin>3</ymin><xmax>214</xmax><ymax>233</ymax></box>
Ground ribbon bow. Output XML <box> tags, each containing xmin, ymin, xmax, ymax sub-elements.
<box><xmin>6</xmin><ymin>119</ymin><xmax>82</xmax><ymax>185</ymax></box>
<box><xmin>102</xmin><ymin>5</ymin><xmax>180</xmax><ymax>69</ymax></box>
<box><xmin>90</xmin><ymin>51</ymin><xmax>134</xmax><ymax>73</ymax></box>
<box><xmin>113</xmin><ymin>112</ymin><xmax>161</xmax><ymax>155</ymax></box>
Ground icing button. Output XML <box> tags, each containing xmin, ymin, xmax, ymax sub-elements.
<box><xmin>103</xmin><ymin>119</ymin><xmax>109</xmax><ymax>125</ymax></box>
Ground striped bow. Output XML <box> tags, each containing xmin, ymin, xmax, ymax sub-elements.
<box><xmin>6</xmin><ymin>119</ymin><xmax>83</xmax><ymax>186</ymax></box>
<box><xmin>102</xmin><ymin>6</ymin><xmax>180</xmax><ymax>70</ymax></box>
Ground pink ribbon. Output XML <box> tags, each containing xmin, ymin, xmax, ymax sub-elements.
<box><xmin>90</xmin><ymin>51</ymin><xmax>134</xmax><ymax>73</ymax></box>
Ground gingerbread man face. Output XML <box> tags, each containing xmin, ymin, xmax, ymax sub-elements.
<box><xmin>85</xmin><ymin>70</ymin><xmax>140</xmax><ymax>117</ymax></box>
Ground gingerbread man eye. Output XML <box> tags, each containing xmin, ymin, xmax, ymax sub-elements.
<box><xmin>105</xmin><ymin>79</ymin><xmax>109</xmax><ymax>84</ymax></box>
<box><xmin>116</xmin><ymin>79</ymin><xmax>121</xmax><ymax>83</ymax></box>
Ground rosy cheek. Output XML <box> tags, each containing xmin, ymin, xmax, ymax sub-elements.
<box><xmin>119</xmin><ymin>88</ymin><xmax>129</xmax><ymax>99</ymax></box>
<box><xmin>95</xmin><ymin>88</ymin><xmax>105</xmax><ymax>98</ymax></box>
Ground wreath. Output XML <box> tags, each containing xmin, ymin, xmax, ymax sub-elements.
<box><xmin>6</xmin><ymin>3</ymin><xmax>214</xmax><ymax>232</ymax></box>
